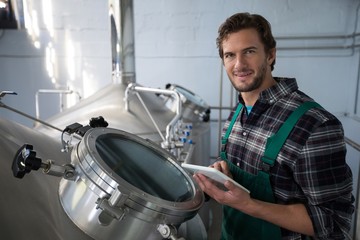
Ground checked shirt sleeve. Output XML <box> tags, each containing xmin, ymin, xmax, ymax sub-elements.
<box><xmin>295</xmin><ymin>118</ymin><xmax>354</xmax><ymax>239</ymax></box>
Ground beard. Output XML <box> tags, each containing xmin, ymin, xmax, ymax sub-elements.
<box><xmin>231</xmin><ymin>60</ymin><xmax>267</xmax><ymax>93</ymax></box>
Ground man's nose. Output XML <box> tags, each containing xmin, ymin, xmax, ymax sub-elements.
<box><xmin>234</xmin><ymin>55</ymin><xmax>245</xmax><ymax>69</ymax></box>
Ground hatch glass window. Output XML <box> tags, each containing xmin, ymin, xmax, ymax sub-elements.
<box><xmin>96</xmin><ymin>134</ymin><xmax>194</xmax><ymax>202</ymax></box>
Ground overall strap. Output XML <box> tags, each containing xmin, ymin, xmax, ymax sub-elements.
<box><xmin>222</xmin><ymin>103</ymin><xmax>243</xmax><ymax>145</ymax></box>
<box><xmin>261</xmin><ymin>101</ymin><xmax>322</xmax><ymax>169</ymax></box>
<box><xmin>220</xmin><ymin>103</ymin><xmax>243</xmax><ymax>160</ymax></box>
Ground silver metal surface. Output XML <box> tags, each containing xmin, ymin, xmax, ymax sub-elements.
<box><xmin>0</xmin><ymin>118</ymin><xmax>92</xmax><ymax>240</ymax></box>
<box><xmin>0</xmin><ymin>117</ymin><xmax>209</xmax><ymax>239</ymax></box>
<box><xmin>34</xmin><ymin>83</ymin><xmax>211</xmax><ymax>167</ymax></box>
<box><xmin>109</xmin><ymin>0</ymin><xmax>136</xmax><ymax>84</ymax></box>
<box><xmin>58</xmin><ymin>127</ymin><xmax>204</xmax><ymax>240</ymax></box>
<box><xmin>35</xmin><ymin>89</ymin><xmax>82</xmax><ymax>119</ymax></box>
<box><xmin>0</xmin><ymin>0</ymin><xmax>214</xmax><ymax>238</ymax></box>
<box><xmin>164</xmin><ymin>84</ymin><xmax>210</xmax><ymax>123</ymax></box>
<box><xmin>124</xmin><ymin>83</ymin><xmax>183</xmax><ymax>143</ymax></box>
<box><xmin>32</xmin><ymin>82</ymin><xmax>214</xmax><ymax>237</ymax></box>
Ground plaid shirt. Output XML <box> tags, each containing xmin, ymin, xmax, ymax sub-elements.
<box><xmin>222</xmin><ymin>78</ymin><xmax>354</xmax><ymax>239</ymax></box>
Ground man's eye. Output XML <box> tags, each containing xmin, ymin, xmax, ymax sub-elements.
<box><xmin>245</xmin><ymin>49</ymin><xmax>255</xmax><ymax>54</ymax></box>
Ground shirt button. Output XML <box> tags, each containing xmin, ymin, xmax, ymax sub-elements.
<box><xmin>242</xmin><ymin>132</ymin><xmax>247</xmax><ymax>136</ymax></box>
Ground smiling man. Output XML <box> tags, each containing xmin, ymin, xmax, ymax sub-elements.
<box><xmin>193</xmin><ymin>13</ymin><xmax>354</xmax><ymax>240</ymax></box>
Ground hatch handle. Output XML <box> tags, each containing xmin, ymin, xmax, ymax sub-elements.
<box><xmin>12</xmin><ymin>144</ymin><xmax>76</xmax><ymax>180</ymax></box>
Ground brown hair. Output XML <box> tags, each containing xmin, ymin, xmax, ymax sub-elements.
<box><xmin>216</xmin><ymin>12</ymin><xmax>277</xmax><ymax>71</ymax></box>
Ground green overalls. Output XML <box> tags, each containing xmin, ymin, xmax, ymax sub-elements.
<box><xmin>220</xmin><ymin>101</ymin><xmax>321</xmax><ymax>240</ymax></box>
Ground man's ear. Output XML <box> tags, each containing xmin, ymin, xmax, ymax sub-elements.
<box><xmin>267</xmin><ymin>48</ymin><xmax>276</xmax><ymax>65</ymax></box>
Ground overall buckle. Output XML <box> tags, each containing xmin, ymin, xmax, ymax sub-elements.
<box><xmin>260</xmin><ymin>162</ymin><xmax>271</xmax><ymax>172</ymax></box>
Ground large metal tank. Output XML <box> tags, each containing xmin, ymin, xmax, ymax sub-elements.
<box><xmin>0</xmin><ymin>116</ymin><xmax>208</xmax><ymax>240</ymax></box>
<box><xmin>0</xmin><ymin>0</ymin><xmax>218</xmax><ymax>239</ymax></box>
<box><xmin>30</xmin><ymin>79</ymin><xmax>216</xmax><ymax>240</ymax></box>
<box><xmin>34</xmin><ymin>82</ymin><xmax>211</xmax><ymax>166</ymax></box>
<box><xmin>0</xmin><ymin>117</ymin><xmax>91</xmax><ymax>240</ymax></box>
<box><xmin>34</xmin><ymin>0</ymin><xmax>211</xmax><ymax>168</ymax></box>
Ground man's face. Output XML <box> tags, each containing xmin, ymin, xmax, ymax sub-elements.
<box><xmin>222</xmin><ymin>28</ymin><xmax>275</xmax><ymax>93</ymax></box>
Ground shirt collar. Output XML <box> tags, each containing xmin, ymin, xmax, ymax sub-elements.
<box><xmin>238</xmin><ymin>77</ymin><xmax>299</xmax><ymax>105</ymax></box>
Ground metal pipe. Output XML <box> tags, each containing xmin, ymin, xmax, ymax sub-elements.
<box><xmin>134</xmin><ymin>91</ymin><xmax>165</xmax><ymax>142</ymax></box>
<box><xmin>35</xmin><ymin>89</ymin><xmax>81</xmax><ymax>119</ymax></box>
<box><xmin>0</xmin><ymin>101</ymin><xmax>62</xmax><ymax>132</ymax></box>
<box><xmin>217</xmin><ymin>61</ymin><xmax>224</xmax><ymax>157</ymax></box>
<box><xmin>354</xmin><ymin>51</ymin><xmax>360</xmax><ymax>115</ymax></box>
<box><xmin>277</xmin><ymin>43</ymin><xmax>360</xmax><ymax>51</ymax></box>
<box><xmin>124</xmin><ymin>83</ymin><xmax>182</xmax><ymax>148</ymax></box>
<box><xmin>210</xmin><ymin>106</ymin><xmax>233</xmax><ymax>110</ymax></box>
<box><xmin>134</xmin><ymin>85</ymin><xmax>182</xmax><ymax>146</ymax></box>
<box><xmin>109</xmin><ymin>0</ymin><xmax>136</xmax><ymax>84</ymax></box>
<box><xmin>275</xmin><ymin>6</ymin><xmax>360</xmax><ymax>53</ymax></box>
<box><xmin>345</xmin><ymin>136</ymin><xmax>360</xmax><ymax>152</ymax></box>
<box><xmin>276</xmin><ymin>32</ymin><xmax>360</xmax><ymax>41</ymax></box>
<box><xmin>353</xmin><ymin>2</ymin><xmax>360</xmax><ymax>116</ymax></box>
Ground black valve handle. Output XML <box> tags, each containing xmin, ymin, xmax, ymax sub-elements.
<box><xmin>89</xmin><ymin>116</ymin><xmax>108</xmax><ymax>128</ymax></box>
<box><xmin>12</xmin><ymin>144</ymin><xmax>42</xmax><ymax>179</ymax></box>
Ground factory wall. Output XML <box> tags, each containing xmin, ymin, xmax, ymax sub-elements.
<box><xmin>1</xmin><ymin>0</ymin><xmax>360</xmax><ymax>237</ymax></box>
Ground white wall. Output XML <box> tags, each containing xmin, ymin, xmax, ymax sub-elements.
<box><xmin>134</xmin><ymin>0</ymin><xmax>359</xmax><ymax>113</ymax></box>
<box><xmin>0</xmin><ymin>0</ymin><xmax>359</xmax><ymax>163</ymax></box>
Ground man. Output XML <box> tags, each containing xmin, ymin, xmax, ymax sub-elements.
<box><xmin>193</xmin><ymin>12</ymin><xmax>354</xmax><ymax>239</ymax></box>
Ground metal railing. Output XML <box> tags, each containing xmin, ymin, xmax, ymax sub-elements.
<box><xmin>35</xmin><ymin>89</ymin><xmax>81</xmax><ymax>119</ymax></box>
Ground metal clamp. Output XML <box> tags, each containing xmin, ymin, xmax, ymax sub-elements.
<box><xmin>96</xmin><ymin>187</ymin><xmax>129</xmax><ymax>225</ymax></box>
<box><xmin>157</xmin><ymin>224</ymin><xmax>186</xmax><ymax>240</ymax></box>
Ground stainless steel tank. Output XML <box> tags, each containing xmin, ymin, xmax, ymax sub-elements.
<box><xmin>0</xmin><ymin>0</ymin><xmax>216</xmax><ymax>239</ymax></box>
<box><xmin>0</xmin><ymin>118</ymin><xmax>91</xmax><ymax>240</ymax></box>
<box><xmin>58</xmin><ymin>127</ymin><xmax>204</xmax><ymax>240</ymax></box>
<box><xmin>31</xmin><ymin>79</ymin><xmax>215</xmax><ymax>239</ymax></box>
<box><xmin>34</xmin><ymin>82</ymin><xmax>211</xmax><ymax>166</ymax></box>
<box><xmin>2</xmin><ymin>116</ymin><xmax>207</xmax><ymax>240</ymax></box>
<box><xmin>35</xmin><ymin>0</ymin><xmax>211</xmax><ymax>167</ymax></box>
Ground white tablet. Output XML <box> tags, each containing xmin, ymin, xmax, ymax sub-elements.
<box><xmin>181</xmin><ymin>163</ymin><xmax>250</xmax><ymax>193</ymax></box>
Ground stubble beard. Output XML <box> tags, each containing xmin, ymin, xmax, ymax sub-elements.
<box><xmin>231</xmin><ymin>60</ymin><xmax>267</xmax><ymax>93</ymax></box>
